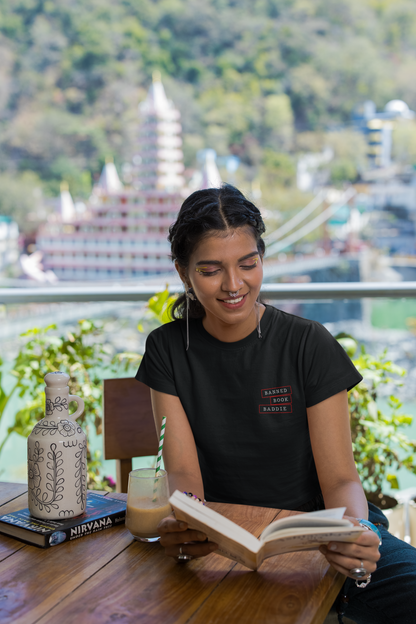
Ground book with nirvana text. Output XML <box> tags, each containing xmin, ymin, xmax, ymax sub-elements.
<box><xmin>0</xmin><ymin>492</ymin><xmax>126</xmax><ymax>548</ymax></box>
<box><xmin>169</xmin><ymin>490</ymin><xmax>365</xmax><ymax>571</ymax></box>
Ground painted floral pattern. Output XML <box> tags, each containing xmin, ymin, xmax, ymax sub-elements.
<box><xmin>74</xmin><ymin>439</ymin><xmax>87</xmax><ymax>511</ymax></box>
<box><xmin>28</xmin><ymin>441</ymin><xmax>64</xmax><ymax>513</ymax></box>
<box><xmin>57</xmin><ymin>420</ymin><xmax>77</xmax><ymax>437</ymax></box>
<box><xmin>46</xmin><ymin>396</ymin><xmax>68</xmax><ymax>415</ymax></box>
<box><xmin>28</xmin><ymin>453</ymin><xmax>42</xmax><ymax>489</ymax></box>
<box><xmin>32</xmin><ymin>418</ymin><xmax>77</xmax><ymax>437</ymax></box>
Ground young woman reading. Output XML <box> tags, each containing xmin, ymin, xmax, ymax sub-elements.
<box><xmin>136</xmin><ymin>185</ymin><xmax>416</xmax><ymax>624</ymax></box>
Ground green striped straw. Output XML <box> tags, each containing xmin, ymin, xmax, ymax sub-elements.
<box><xmin>153</xmin><ymin>416</ymin><xmax>166</xmax><ymax>501</ymax></box>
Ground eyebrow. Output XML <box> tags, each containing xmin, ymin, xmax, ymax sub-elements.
<box><xmin>195</xmin><ymin>251</ymin><xmax>259</xmax><ymax>266</ymax></box>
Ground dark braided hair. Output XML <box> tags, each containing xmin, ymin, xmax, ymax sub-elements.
<box><xmin>168</xmin><ymin>184</ymin><xmax>266</xmax><ymax>320</ymax></box>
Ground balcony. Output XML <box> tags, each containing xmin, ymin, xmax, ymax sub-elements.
<box><xmin>1</xmin><ymin>281</ymin><xmax>415</xmax><ymax>543</ymax></box>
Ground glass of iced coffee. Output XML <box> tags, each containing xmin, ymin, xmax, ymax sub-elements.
<box><xmin>125</xmin><ymin>468</ymin><xmax>171</xmax><ymax>542</ymax></box>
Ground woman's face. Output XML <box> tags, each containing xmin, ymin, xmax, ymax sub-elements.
<box><xmin>180</xmin><ymin>226</ymin><xmax>263</xmax><ymax>339</ymax></box>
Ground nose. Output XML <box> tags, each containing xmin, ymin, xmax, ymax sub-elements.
<box><xmin>222</xmin><ymin>269</ymin><xmax>243</xmax><ymax>293</ymax></box>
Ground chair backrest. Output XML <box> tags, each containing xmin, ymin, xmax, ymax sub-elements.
<box><xmin>103</xmin><ymin>378</ymin><xmax>158</xmax><ymax>492</ymax></box>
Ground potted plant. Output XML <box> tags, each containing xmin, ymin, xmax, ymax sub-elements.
<box><xmin>337</xmin><ymin>334</ymin><xmax>416</xmax><ymax>543</ymax></box>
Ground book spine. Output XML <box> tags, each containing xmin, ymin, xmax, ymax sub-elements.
<box><xmin>45</xmin><ymin>510</ymin><xmax>126</xmax><ymax>548</ymax></box>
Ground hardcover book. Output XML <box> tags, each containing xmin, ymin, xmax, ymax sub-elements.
<box><xmin>170</xmin><ymin>490</ymin><xmax>365</xmax><ymax>571</ymax></box>
<box><xmin>0</xmin><ymin>492</ymin><xmax>126</xmax><ymax>548</ymax></box>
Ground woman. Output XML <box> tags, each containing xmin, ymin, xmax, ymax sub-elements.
<box><xmin>136</xmin><ymin>184</ymin><xmax>416</xmax><ymax>624</ymax></box>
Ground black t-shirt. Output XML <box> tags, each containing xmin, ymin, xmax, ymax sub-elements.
<box><xmin>136</xmin><ymin>305</ymin><xmax>362</xmax><ymax>510</ymax></box>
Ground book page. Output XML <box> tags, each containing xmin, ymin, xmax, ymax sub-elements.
<box><xmin>259</xmin><ymin>527</ymin><xmax>363</xmax><ymax>564</ymax></box>
<box><xmin>260</xmin><ymin>507</ymin><xmax>348</xmax><ymax>541</ymax></box>
<box><xmin>169</xmin><ymin>491</ymin><xmax>261</xmax><ymax>567</ymax></box>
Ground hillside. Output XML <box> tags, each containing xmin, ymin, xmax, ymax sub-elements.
<box><xmin>1</xmin><ymin>0</ymin><xmax>416</xmax><ymax>230</ymax></box>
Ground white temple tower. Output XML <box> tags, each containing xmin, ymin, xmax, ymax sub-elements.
<box><xmin>133</xmin><ymin>72</ymin><xmax>185</xmax><ymax>191</ymax></box>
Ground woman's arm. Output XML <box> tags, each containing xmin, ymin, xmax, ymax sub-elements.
<box><xmin>307</xmin><ymin>390</ymin><xmax>380</xmax><ymax>579</ymax></box>
<box><xmin>150</xmin><ymin>389</ymin><xmax>218</xmax><ymax>559</ymax></box>
<box><xmin>151</xmin><ymin>388</ymin><xmax>204</xmax><ymax>499</ymax></box>
<box><xmin>307</xmin><ymin>390</ymin><xmax>367</xmax><ymax>517</ymax></box>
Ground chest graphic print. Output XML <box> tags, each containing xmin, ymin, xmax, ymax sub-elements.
<box><xmin>259</xmin><ymin>386</ymin><xmax>292</xmax><ymax>413</ymax></box>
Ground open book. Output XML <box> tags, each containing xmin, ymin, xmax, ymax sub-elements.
<box><xmin>169</xmin><ymin>490</ymin><xmax>365</xmax><ymax>570</ymax></box>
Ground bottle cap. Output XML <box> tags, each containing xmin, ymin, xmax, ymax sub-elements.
<box><xmin>44</xmin><ymin>371</ymin><xmax>70</xmax><ymax>388</ymax></box>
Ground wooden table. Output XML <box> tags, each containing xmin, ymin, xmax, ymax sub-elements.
<box><xmin>0</xmin><ymin>482</ymin><xmax>344</xmax><ymax>624</ymax></box>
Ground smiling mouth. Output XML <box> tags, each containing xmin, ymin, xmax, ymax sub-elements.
<box><xmin>219</xmin><ymin>294</ymin><xmax>247</xmax><ymax>304</ymax></box>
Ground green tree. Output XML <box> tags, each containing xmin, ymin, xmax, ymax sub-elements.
<box><xmin>0</xmin><ymin>172</ymin><xmax>46</xmax><ymax>234</ymax></box>
<box><xmin>261</xmin><ymin>149</ymin><xmax>296</xmax><ymax>187</ymax></box>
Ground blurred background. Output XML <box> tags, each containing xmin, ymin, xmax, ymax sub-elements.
<box><xmin>1</xmin><ymin>0</ymin><xmax>416</xmax><ymax>515</ymax></box>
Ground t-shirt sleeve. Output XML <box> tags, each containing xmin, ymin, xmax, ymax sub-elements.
<box><xmin>135</xmin><ymin>328</ymin><xmax>179</xmax><ymax>397</ymax></box>
<box><xmin>301</xmin><ymin>322</ymin><xmax>363</xmax><ymax>408</ymax></box>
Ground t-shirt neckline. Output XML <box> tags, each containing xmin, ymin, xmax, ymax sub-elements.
<box><xmin>194</xmin><ymin>304</ymin><xmax>273</xmax><ymax>350</ymax></box>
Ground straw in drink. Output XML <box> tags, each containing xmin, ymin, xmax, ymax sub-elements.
<box><xmin>153</xmin><ymin>416</ymin><xmax>166</xmax><ymax>501</ymax></box>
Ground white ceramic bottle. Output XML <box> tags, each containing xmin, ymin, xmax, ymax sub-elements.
<box><xmin>27</xmin><ymin>371</ymin><xmax>87</xmax><ymax>520</ymax></box>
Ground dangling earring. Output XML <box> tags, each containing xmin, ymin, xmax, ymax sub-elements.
<box><xmin>185</xmin><ymin>286</ymin><xmax>196</xmax><ymax>351</ymax></box>
<box><xmin>255</xmin><ymin>301</ymin><xmax>262</xmax><ymax>339</ymax></box>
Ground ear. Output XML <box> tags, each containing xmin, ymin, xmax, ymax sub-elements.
<box><xmin>175</xmin><ymin>261</ymin><xmax>189</xmax><ymax>287</ymax></box>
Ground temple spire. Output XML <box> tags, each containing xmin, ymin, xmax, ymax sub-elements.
<box><xmin>96</xmin><ymin>157</ymin><xmax>123</xmax><ymax>193</ymax></box>
<box><xmin>133</xmin><ymin>76</ymin><xmax>185</xmax><ymax>191</ymax></box>
<box><xmin>60</xmin><ymin>181</ymin><xmax>75</xmax><ymax>222</ymax></box>
<box><xmin>200</xmin><ymin>149</ymin><xmax>222</xmax><ymax>189</ymax></box>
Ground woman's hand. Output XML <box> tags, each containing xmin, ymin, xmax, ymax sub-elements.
<box><xmin>319</xmin><ymin>516</ymin><xmax>381</xmax><ymax>580</ymax></box>
<box><xmin>158</xmin><ymin>515</ymin><xmax>218</xmax><ymax>560</ymax></box>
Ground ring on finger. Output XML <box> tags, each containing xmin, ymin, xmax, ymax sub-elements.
<box><xmin>355</xmin><ymin>573</ymin><xmax>372</xmax><ymax>588</ymax></box>
<box><xmin>349</xmin><ymin>560</ymin><xmax>368</xmax><ymax>579</ymax></box>
<box><xmin>176</xmin><ymin>545</ymin><xmax>193</xmax><ymax>562</ymax></box>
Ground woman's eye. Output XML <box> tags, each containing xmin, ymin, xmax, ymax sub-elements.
<box><xmin>196</xmin><ymin>268</ymin><xmax>220</xmax><ymax>276</ymax></box>
<box><xmin>241</xmin><ymin>263</ymin><xmax>258</xmax><ymax>270</ymax></box>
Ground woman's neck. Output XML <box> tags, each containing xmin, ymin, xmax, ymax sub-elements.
<box><xmin>202</xmin><ymin>303</ymin><xmax>266</xmax><ymax>343</ymax></box>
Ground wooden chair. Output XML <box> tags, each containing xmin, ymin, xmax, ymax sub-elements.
<box><xmin>103</xmin><ymin>378</ymin><xmax>158</xmax><ymax>493</ymax></box>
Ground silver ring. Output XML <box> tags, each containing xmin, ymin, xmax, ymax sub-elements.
<box><xmin>176</xmin><ymin>545</ymin><xmax>193</xmax><ymax>562</ymax></box>
<box><xmin>355</xmin><ymin>573</ymin><xmax>371</xmax><ymax>588</ymax></box>
<box><xmin>349</xmin><ymin>561</ymin><xmax>368</xmax><ymax>579</ymax></box>
<box><xmin>177</xmin><ymin>554</ymin><xmax>193</xmax><ymax>561</ymax></box>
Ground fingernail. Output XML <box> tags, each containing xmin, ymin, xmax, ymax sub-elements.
<box><xmin>179</xmin><ymin>522</ymin><xmax>187</xmax><ymax>529</ymax></box>
<box><xmin>329</xmin><ymin>544</ymin><xmax>337</xmax><ymax>551</ymax></box>
<box><xmin>210</xmin><ymin>543</ymin><xmax>218</xmax><ymax>551</ymax></box>
<box><xmin>197</xmin><ymin>532</ymin><xmax>207</xmax><ymax>541</ymax></box>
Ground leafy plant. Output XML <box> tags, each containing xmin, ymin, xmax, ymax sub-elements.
<box><xmin>337</xmin><ymin>334</ymin><xmax>416</xmax><ymax>497</ymax></box>
<box><xmin>0</xmin><ymin>290</ymin><xmax>176</xmax><ymax>488</ymax></box>
<box><xmin>0</xmin><ymin>320</ymin><xmax>115</xmax><ymax>489</ymax></box>
<box><xmin>115</xmin><ymin>286</ymin><xmax>176</xmax><ymax>370</ymax></box>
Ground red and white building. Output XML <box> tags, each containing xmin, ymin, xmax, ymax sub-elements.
<box><xmin>37</xmin><ymin>76</ymin><xmax>187</xmax><ymax>281</ymax></box>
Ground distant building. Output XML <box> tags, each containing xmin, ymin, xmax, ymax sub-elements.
<box><xmin>188</xmin><ymin>149</ymin><xmax>222</xmax><ymax>191</ymax></box>
<box><xmin>0</xmin><ymin>216</ymin><xmax>19</xmax><ymax>274</ymax></box>
<box><xmin>355</xmin><ymin>182</ymin><xmax>416</xmax><ymax>256</ymax></box>
<box><xmin>37</xmin><ymin>75</ymin><xmax>187</xmax><ymax>281</ymax></box>
<box><xmin>352</xmin><ymin>100</ymin><xmax>415</xmax><ymax>169</ymax></box>
<box><xmin>296</xmin><ymin>148</ymin><xmax>333</xmax><ymax>192</ymax></box>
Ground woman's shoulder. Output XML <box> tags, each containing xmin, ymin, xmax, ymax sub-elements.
<box><xmin>146</xmin><ymin>319</ymin><xmax>185</xmax><ymax>344</ymax></box>
<box><xmin>266</xmin><ymin>304</ymin><xmax>324</xmax><ymax>332</ymax></box>
<box><xmin>265</xmin><ymin>305</ymin><xmax>339</xmax><ymax>350</ymax></box>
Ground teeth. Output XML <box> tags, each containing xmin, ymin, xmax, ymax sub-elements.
<box><xmin>223</xmin><ymin>296</ymin><xmax>244</xmax><ymax>304</ymax></box>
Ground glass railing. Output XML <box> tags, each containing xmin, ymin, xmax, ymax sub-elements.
<box><xmin>1</xmin><ymin>283</ymin><xmax>416</xmax><ymax>521</ymax></box>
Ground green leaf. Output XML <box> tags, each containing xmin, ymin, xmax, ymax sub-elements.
<box><xmin>386</xmin><ymin>474</ymin><xmax>400</xmax><ymax>489</ymax></box>
<box><xmin>336</xmin><ymin>336</ymin><xmax>357</xmax><ymax>357</ymax></box>
<box><xmin>148</xmin><ymin>287</ymin><xmax>170</xmax><ymax>316</ymax></box>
